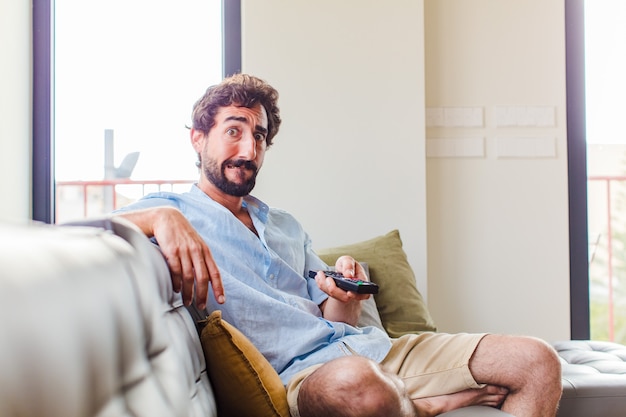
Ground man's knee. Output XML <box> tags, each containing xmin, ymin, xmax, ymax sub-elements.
<box><xmin>298</xmin><ymin>356</ymin><xmax>414</xmax><ymax>417</ymax></box>
<box><xmin>474</xmin><ymin>335</ymin><xmax>562</xmax><ymax>416</ymax></box>
<box><xmin>517</xmin><ymin>336</ymin><xmax>562</xmax><ymax>381</ymax></box>
<box><xmin>473</xmin><ymin>335</ymin><xmax>562</xmax><ymax>390</ymax></box>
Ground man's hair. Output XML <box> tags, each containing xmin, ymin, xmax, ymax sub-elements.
<box><xmin>191</xmin><ymin>73</ymin><xmax>282</xmax><ymax>147</ymax></box>
<box><xmin>298</xmin><ymin>363</ymin><xmax>360</xmax><ymax>417</ymax></box>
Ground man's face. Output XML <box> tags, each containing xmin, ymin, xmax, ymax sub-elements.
<box><xmin>194</xmin><ymin>104</ymin><xmax>268</xmax><ymax>197</ymax></box>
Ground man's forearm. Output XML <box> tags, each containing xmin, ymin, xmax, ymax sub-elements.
<box><xmin>321</xmin><ymin>298</ymin><xmax>362</xmax><ymax>327</ymax></box>
<box><xmin>115</xmin><ymin>206</ymin><xmax>179</xmax><ymax>238</ymax></box>
<box><xmin>116</xmin><ymin>208</ymin><xmax>161</xmax><ymax>238</ymax></box>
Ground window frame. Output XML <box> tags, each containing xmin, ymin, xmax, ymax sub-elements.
<box><xmin>32</xmin><ymin>0</ymin><xmax>53</xmax><ymax>223</ymax></box>
<box><xmin>32</xmin><ymin>0</ymin><xmax>241</xmax><ymax>224</ymax></box>
<box><xmin>565</xmin><ymin>0</ymin><xmax>590</xmax><ymax>340</ymax></box>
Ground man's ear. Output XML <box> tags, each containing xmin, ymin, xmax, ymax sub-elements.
<box><xmin>190</xmin><ymin>128</ymin><xmax>208</xmax><ymax>154</ymax></box>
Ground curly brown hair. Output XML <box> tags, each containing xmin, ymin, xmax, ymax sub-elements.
<box><xmin>191</xmin><ymin>73</ymin><xmax>282</xmax><ymax>148</ymax></box>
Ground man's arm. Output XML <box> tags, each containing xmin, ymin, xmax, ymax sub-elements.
<box><xmin>116</xmin><ymin>207</ymin><xmax>225</xmax><ymax>309</ymax></box>
<box><xmin>315</xmin><ymin>255</ymin><xmax>370</xmax><ymax>326</ymax></box>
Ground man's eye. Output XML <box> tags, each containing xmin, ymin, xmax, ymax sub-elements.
<box><xmin>254</xmin><ymin>133</ymin><xmax>266</xmax><ymax>142</ymax></box>
<box><xmin>226</xmin><ymin>128</ymin><xmax>238</xmax><ymax>136</ymax></box>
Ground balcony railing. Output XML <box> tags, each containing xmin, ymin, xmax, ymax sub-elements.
<box><xmin>588</xmin><ymin>175</ymin><xmax>626</xmax><ymax>343</ymax></box>
<box><xmin>55</xmin><ymin>179</ymin><xmax>195</xmax><ymax>223</ymax></box>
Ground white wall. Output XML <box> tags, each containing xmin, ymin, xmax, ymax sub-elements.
<box><xmin>243</xmin><ymin>0</ymin><xmax>429</xmax><ymax>294</ymax></box>
<box><xmin>0</xmin><ymin>0</ymin><xmax>31</xmax><ymax>222</ymax></box>
<box><xmin>424</xmin><ymin>0</ymin><xmax>571</xmax><ymax>340</ymax></box>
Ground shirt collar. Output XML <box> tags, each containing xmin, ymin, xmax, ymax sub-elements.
<box><xmin>243</xmin><ymin>195</ymin><xmax>269</xmax><ymax>224</ymax></box>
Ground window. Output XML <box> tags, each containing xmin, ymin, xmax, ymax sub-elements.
<box><xmin>583</xmin><ymin>0</ymin><xmax>626</xmax><ymax>343</ymax></box>
<box><xmin>33</xmin><ymin>0</ymin><xmax>241</xmax><ymax>223</ymax></box>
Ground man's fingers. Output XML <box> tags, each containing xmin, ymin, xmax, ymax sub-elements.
<box><xmin>335</xmin><ymin>255</ymin><xmax>366</xmax><ymax>280</ymax></box>
<box><xmin>165</xmin><ymin>253</ymin><xmax>183</xmax><ymax>294</ymax></box>
<box><xmin>179</xmin><ymin>253</ymin><xmax>196</xmax><ymax>306</ymax></box>
<box><xmin>206</xmin><ymin>252</ymin><xmax>225</xmax><ymax>305</ymax></box>
<box><xmin>316</xmin><ymin>274</ymin><xmax>351</xmax><ymax>302</ymax></box>
<box><xmin>163</xmin><ymin>250</ymin><xmax>196</xmax><ymax>306</ymax></box>
<box><xmin>184</xmin><ymin>244</ymin><xmax>225</xmax><ymax>310</ymax></box>
<box><xmin>151</xmin><ymin>208</ymin><xmax>213</xmax><ymax>307</ymax></box>
<box><xmin>191</xmin><ymin>256</ymin><xmax>209</xmax><ymax>310</ymax></box>
<box><xmin>335</xmin><ymin>256</ymin><xmax>355</xmax><ymax>278</ymax></box>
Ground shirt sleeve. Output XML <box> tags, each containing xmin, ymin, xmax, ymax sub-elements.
<box><xmin>303</xmin><ymin>232</ymin><xmax>330</xmax><ymax>305</ymax></box>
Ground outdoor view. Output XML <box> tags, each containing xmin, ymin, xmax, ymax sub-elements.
<box><xmin>54</xmin><ymin>0</ymin><xmax>223</xmax><ymax>222</ymax></box>
<box><xmin>586</xmin><ymin>0</ymin><xmax>626</xmax><ymax>343</ymax></box>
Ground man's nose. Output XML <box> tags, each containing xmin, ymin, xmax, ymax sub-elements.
<box><xmin>238</xmin><ymin>131</ymin><xmax>257</xmax><ymax>160</ymax></box>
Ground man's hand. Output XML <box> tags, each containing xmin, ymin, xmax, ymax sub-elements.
<box><xmin>316</xmin><ymin>255</ymin><xmax>369</xmax><ymax>326</ymax></box>
<box><xmin>118</xmin><ymin>207</ymin><xmax>225</xmax><ymax>309</ymax></box>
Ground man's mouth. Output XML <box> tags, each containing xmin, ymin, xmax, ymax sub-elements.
<box><xmin>225</xmin><ymin>159</ymin><xmax>257</xmax><ymax>172</ymax></box>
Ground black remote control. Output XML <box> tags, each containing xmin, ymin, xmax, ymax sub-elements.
<box><xmin>308</xmin><ymin>270</ymin><xmax>379</xmax><ymax>294</ymax></box>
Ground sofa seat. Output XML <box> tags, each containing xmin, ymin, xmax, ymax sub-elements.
<box><xmin>554</xmin><ymin>340</ymin><xmax>626</xmax><ymax>417</ymax></box>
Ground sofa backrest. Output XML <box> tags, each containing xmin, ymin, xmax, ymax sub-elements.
<box><xmin>0</xmin><ymin>218</ymin><xmax>217</xmax><ymax>417</ymax></box>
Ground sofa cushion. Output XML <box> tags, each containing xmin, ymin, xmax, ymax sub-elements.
<box><xmin>316</xmin><ymin>229</ymin><xmax>437</xmax><ymax>337</ymax></box>
<box><xmin>553</xmin><ymin>340</ymin><xmax>626</xmax><ymax>417</ymax></box>
<box><xmin>200</xmin><ymin>310</ymin><xmax>290</xmax><ymax>417</ymax></box>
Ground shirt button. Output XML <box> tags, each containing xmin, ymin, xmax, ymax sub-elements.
<box><xmin>269</xmin><ymin>274</ymin><xmax>275</xmax><ymax>280</ymax></box>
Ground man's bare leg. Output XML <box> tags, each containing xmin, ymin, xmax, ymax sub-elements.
<box><xmin>468</xmin><ymin>335</ymin><xmax>562</xmax><ymax>416</ymax></box>
<box><xmin>298</xmin><ymin>335</ymin><xmax>560</xmax><ymax>417</ymax></box>
<box><xmin>413</xmin><ymin>334</ymin><xmax>562</xmax><ymax>417</ymax></box>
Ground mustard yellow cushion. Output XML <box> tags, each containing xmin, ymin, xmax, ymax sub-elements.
<box><xmin>316</xmin><ymin>229</ymin><xmax>437</xmax><ymax>337</ymax></box>
<box><xmin>200</xmin><ymin>310</ymin><xmax>289</xmax><ymax>417</ymax></box>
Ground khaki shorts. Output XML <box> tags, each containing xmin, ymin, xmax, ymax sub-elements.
<box><xmin>287</xmin><ymin>332</ymin><xmax>487</xmax><ymax>417</ymax></box>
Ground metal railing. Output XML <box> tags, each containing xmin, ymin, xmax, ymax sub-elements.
<box><xmin>588</xmin><ymin>175</ymin><xmax>626</xmax><ymax>343</ymax></box>
<box><xmin>55</xmin><ymin>179</ymin><xmax>195</xmax><ymax>223</ymax></box>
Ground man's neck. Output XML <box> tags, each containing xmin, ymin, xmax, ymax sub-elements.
<box><xmin>198</xmin><ymin>181</ymin><xmax>257</xmax><ymax>236</ymax></box>
<box><xmin>197</xmin><ymin>178</ymin><xmax>245</xmax><ymax>215</ymax></box>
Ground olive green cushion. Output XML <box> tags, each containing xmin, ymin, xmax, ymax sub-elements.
<box><xmin>317</xmin><ymin>229</ymin><xmax>436</xmax><ymax>337</ymax></box>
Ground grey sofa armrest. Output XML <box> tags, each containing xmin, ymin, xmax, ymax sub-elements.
<box><xmin>0</xmin><ymin>218</ymin><xmax>217</xmax><ymax>417</ymax></box>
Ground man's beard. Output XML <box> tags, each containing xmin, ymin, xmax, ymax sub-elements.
<box><xmin>203</xmin><ymin>157</ymin><xmax>258</xmax><ymax>197</ymax></box>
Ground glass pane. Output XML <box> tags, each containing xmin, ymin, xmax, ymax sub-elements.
<box><xmin>585</xmin><ymin>0</ymin><xmax>626</xmax><ymax>344</ymax></box>
<box><xmin>54</xmin><ymin>0</ymin><xmax>222</xmax><ymax>222</ymax></box>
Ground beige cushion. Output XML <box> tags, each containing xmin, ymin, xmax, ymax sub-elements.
<box><xmin>317</xmin><ymin>229</ymin><xmax>437</xmax><ymax>337</ymax></box>
<box><xmin>200</xmin><ymin>310</ymin><xmax>290</xmax><ymax>417</ymax></box>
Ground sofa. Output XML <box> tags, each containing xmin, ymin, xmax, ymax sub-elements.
<box><xmin>0</xmin><ymin>217</ymin><xmax>624</xmax><ymax>417</ymax></box>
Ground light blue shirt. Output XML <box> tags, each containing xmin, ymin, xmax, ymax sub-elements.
<box><xmin>115</xmin><ymin>185</ymin><xmax>391</xmax><ymax>384</ymax></box>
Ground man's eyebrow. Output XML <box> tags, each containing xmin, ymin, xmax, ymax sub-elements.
<box><xmin>224</xmin><ymin>115</ymin><xmax>268</xmax><ymax>134</ymax></box>
<box><xmin>224</xmin><ymin>115</ymin><xmax>248</xmax><ymax>123</ymax></box>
